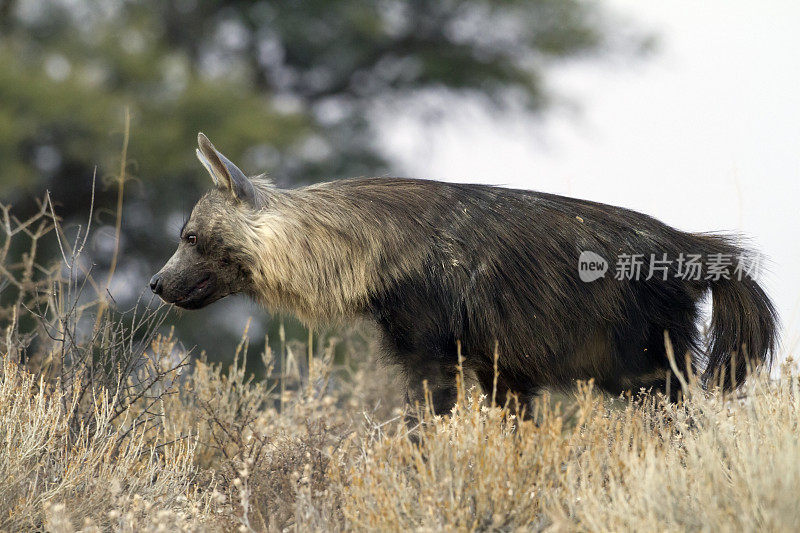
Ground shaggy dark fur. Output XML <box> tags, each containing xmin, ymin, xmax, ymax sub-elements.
<box><xmin>153</xmin><ymin>136</ymin><xmax>779</xmax><ymax>418</ymax></box>
<box><xmin>348</xmin><ymin>179</ymin><xmax>778</xmax><ymax>410</ymax></box>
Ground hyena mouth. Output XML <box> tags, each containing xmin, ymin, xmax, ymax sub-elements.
<box><xmin>175</xmin><ymin>274</ymin><xmax>216</xmax><ymax>309</ymax></box>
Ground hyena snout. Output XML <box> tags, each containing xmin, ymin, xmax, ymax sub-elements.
<box><xmin>149</xmin><ymin>273</ymin><xmax>163</xmax><ymax>295</ymax></box>
<box><xmin>149</xmin><ymin>263</ymin><xmax>222</xmax><ymax>310</ymax></box>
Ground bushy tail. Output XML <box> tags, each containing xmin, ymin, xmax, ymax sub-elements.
<box><xmin>704</xmin><ymin>273</ymin><xmax>779</xmax><ymax>390</ymax></box>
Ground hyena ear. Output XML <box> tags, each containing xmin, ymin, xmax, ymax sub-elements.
<box><xmin>196</xmin><ymin>133</ymin><xmax>257</xmax><ymax>204</ymax></box>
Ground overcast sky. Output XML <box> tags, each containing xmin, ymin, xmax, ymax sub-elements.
<box><xmin>380</xmin><ymin>0</ymin><xmax>800</xmax><ymax>356</ymax></box>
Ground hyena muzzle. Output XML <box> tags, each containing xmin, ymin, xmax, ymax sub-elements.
<box><xmin>151</xmin><ymin>133</ymin><xmax>779</xmax><ymax>416</ymax></box>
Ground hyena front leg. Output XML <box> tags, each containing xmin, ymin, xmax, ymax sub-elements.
<box><xmin>401</xmin><ymin>359</ymin><xmax>458</xmax><ymax>434</ymax></box>
<box><xmin>475</xmin><ymin>368</ymin><xmax>538</xmax><ymax>419</ymax></box>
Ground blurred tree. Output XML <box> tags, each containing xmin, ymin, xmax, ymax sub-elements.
<box><xmin>0</xmin><ymin>0</ymin><xmax>650</xmax><ymax>362</ymax></box>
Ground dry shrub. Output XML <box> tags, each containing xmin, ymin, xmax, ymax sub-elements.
<box><xmin>0</xmin><ymin>354</ymin><xmax>206</xmax><ymax>532</ymax></box>
<box><xmin>161</xmin><ymin>327</ymin><xmax>359</xmax><ymax>531</ymax></box>
<box><xmin>339</xmin><ymin>387</ymin><xmax>568</xmax><ymax>531</ymax></box>
<box><xmin>0</xmin><ymin>190</ymin><xmax>217</xmax><ymax>530</ymax></box>
<box><xmin>335</xmin><ymin>372</ymin><xmax>800</xmax><ymax>532</ymax></box>
<box><xmin>548</xmin><ymin>372</ymin><xmax>800</xmax><ymax>532</ymax></box>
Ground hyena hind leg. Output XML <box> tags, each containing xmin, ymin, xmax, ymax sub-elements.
<box><xmin>600</xmin><ymin>318</ymin><xmax>700</xmax><ymax>402</ymax></box>
<box><xmin>647</xmin><ymin>325</ymin><xmax>700</xmax><ymax>402</ymax></box>
<box><xmin>600</xmin><ymin>331</ymin><xmax>699</xmax><ymax>403</ymax></box>
<box><xmin>605</xmin><ymin>371</ymin><xmax>687</xmax><ymax>403</ymax></box>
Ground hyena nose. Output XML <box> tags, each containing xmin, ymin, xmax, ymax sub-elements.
<box><xmin>149</xmin><ymin>274</ymin><xmax>163</xmax><ymax>295</ymax></box>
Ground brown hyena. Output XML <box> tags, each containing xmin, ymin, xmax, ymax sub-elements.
<box><xmin>151</xmin><ymin>133</ymin><xmax>778</xmax><ymax>415</ymax></box>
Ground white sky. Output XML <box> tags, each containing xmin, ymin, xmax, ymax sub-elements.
<box><xmin>380</xmin><ymin>0</ymin><xmax>800</xmax><ymax>355</ymax></box>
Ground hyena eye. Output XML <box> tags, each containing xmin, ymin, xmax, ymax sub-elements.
<box><xmin>186</xmin><ymin>233</ymin><xmax>197</xmax><ymax>245</ymax></box>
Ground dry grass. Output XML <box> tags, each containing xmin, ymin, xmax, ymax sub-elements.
<box><xmin>2</xmin><ymin>193</ymin><xmax>798</xmax><ymax>532</ymax></box>
<box><xmin>340</xmin><ymin>375</ymin><xmax>800</xmax><ymax>532</ymax></box>
<box><xmin>0</xmin><ymin>353</ymin><xmax>205</xmax><ymax>532</ymax></box>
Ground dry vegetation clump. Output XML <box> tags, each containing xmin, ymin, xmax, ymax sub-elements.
<box><xmin>1</xmin><ymin>197</ymin><xmax>213</xmax><ymax>531</ymax></box>
<box><xmin>0</xmin><ymin>355</ymin><xmax>204</xmax><ymax>532</ymax></box>
<box><xmin>339</xmin><ymin>374</ymin><xmax>800</xmax><ymax>532</ymax></box>
<box><xmin>2</xmin><ymin>196</ymin><xmax>800</xmax><ymax>532</ymax></box>
<box><xmin>546</xmin><ymin>373</ymin><xmax>800</xmax><ymax>532</ymax></box>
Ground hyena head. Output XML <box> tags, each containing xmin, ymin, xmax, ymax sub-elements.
<box><xmin>150</xmin><ymin>133</ymin><xmax>263</xmax><ymax>309</ymax></box>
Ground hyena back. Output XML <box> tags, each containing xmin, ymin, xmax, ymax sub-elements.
<box><xmin>151</xmin><ymin>134</ymin><xmax>778</xmax><ymax>413</ymax></box>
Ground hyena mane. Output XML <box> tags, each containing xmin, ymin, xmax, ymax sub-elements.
<box><xmin>152</xmin><ymin>134</ymin><xmax>779</xmax><ymax>415</ymax></box>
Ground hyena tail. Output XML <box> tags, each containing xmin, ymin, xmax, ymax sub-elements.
<box><xmin>701</xmin><ymin>240</ymin><xmax>779</xmax><ymax>390</ymax></box>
